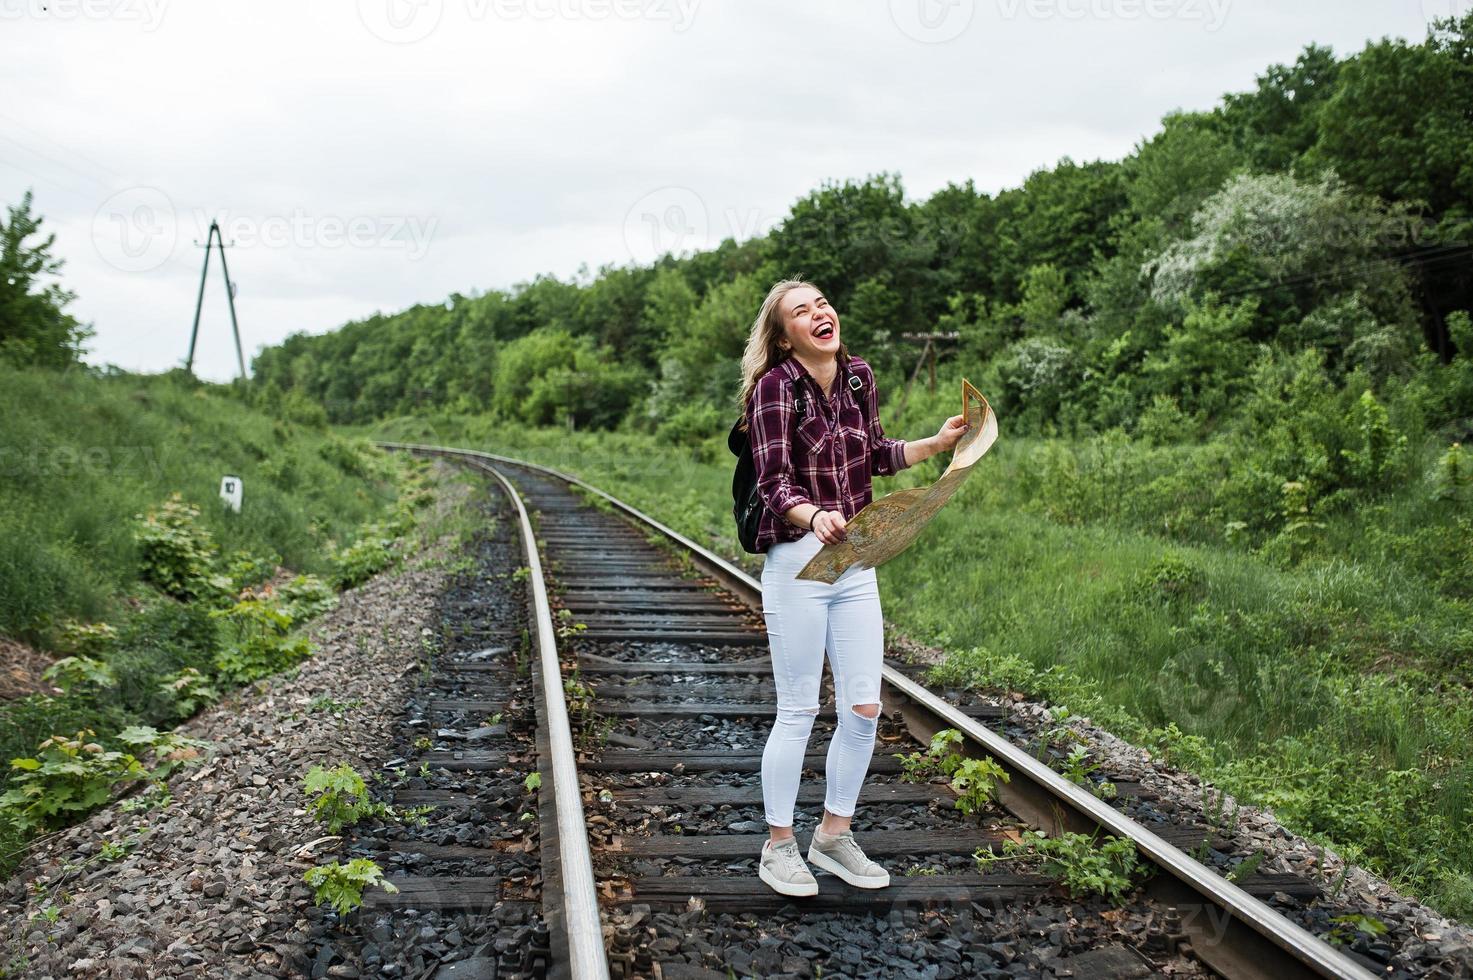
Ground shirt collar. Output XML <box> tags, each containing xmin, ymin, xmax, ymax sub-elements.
<box><xmin>777</xmin><ymin>350</ymin><xmax>852</xmax><ymax>393</ymax></box>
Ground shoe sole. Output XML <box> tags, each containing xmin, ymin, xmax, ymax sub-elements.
<box><xmin>758</xmin><ymin>861</ymin><xmax>818</xmax><ymax>897</ymax></box>
<box><xmin>807</xmin><ymin>846</ymin><xmax>891</xmax><ymax>889</ymax></box>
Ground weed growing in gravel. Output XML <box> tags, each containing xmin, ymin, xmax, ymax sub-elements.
<box><xmin>563</xmin><ymin>673</ymin><xmax>602</xmax><ymax>747</ymax></box>
<box><xmin>895</xmin><ymin>728</ymin><xmax>966</xmax><ymax>782</ymax></box>
<box><xmin>396</xmin><ymin>805</ymin><xmax>436</xmax><ymax>828</ymax></box>
<box><xmin>1225</xmin><ymin>849</ymin><xmax>1266</xmax><ymax>883</ymax></box>
<box><xmin>119</xmin><ymin>785</ymin><xmax>172</xmax><ymax>814</ymax></box>
<box><xmin>309</xmin><ymin>695</ymin><xmax>365</xmax><ymax>716</ymax></box>
<box><xmin>523</xmin><ymin>771</ymin><xmax>542</xmax><ymax>793</ymax></box>
<box><xmin>976</xmin><ymin>829</ymin><xmax>1144</xmax><ymax>901</ymax></box>
<box><xmin>950</xmin><ymin>757</ymin><xmax>1010</xmax><ymax>815</ymax></box>
<box><xmin>1327</xmin><ymin>912</ymin><xmax>1389</xmax><ymax>946</ymax></box>
<box><xmin>303</xmin><ymin>858</ymin><xmax>398</xmax><ymax>917</ymax></box>
<box><xmin>330</xmin><ymin>527</ymin><xmax>398</xmax><ymax>589</ymax></box>
<box><xmin>555</xmin><ymin>607</ymin><xmax>587</xmax><ymax>639</ymax></box>
<box><xmin>97</xmin><ymin>838</ymin><xmax>134</xmax><ymax>862</ymax></box>
<box><xmin>895</xmin><ymin>728</ymin><xmax>1010</xmax><ymax>815</ymax></box>
<box><xmin>1056</xmin><ymin>745</ymin><xmax>1118</xmax><ymax>800</ymax></box>
<box><xmin>303</xmin><ymin>764</ymin><xmax>387</xmax><ymax>833</ymax></box>
<box><xmin>516</xmin><ymin>629</ymin><xmax>531</xmax><ymax>677</ymax></box>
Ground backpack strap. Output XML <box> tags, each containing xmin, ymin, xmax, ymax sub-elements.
<box><xmin>847</xmin><ymin>363</ymin><xmax>871</xmax><ymax>429</ymax></box>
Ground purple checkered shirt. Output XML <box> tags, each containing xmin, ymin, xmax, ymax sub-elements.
<box><xmin>745</xmin><ymin>352</ymin><xmax>910</xmax><ymax>554</ymax></box>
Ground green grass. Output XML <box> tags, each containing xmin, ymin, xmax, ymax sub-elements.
<box><xmin>0</xmin><ymin>364</ymin><xmax>426</xmax><ymax>879</ymax></box>
<box><xmin>351</xmin><ymin>393</ymin><xmax>1473</xmax><ymax>920</ymax></box>
<box><xmin>0</xmin><ymin>365</ymin><xmax>403</xmax><ymax>643</ymax></box>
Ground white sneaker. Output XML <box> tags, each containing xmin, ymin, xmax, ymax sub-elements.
<box><xmin>807</xmin><ymin>829</ymin><xmax>890</xmax><ymax>889</ymax></box>
<box><xmin>758</xmin><ymin>837</ymin><xmax>819</xmax><ymax>897</ymax></box>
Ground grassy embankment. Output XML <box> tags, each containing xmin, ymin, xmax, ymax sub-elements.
<box><xmin>0</xmin><ymin>365</ymin><xmax>443</xmax><ymax>877</ymax></box>
<box><xmin>355</xmin><ymin>378</ymin><xmax>1473</xmax><ymax>921</ymax></box>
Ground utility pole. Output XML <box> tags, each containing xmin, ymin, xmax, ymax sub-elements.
<box><xmin>186</xmin><ymin>219</ymin><xmax>246</xmax><ymax>379</ymax></box>
<box><xmin>896</xmin><ymin>331</ymin><xmax>960</xmax><ymax>415</ymax></box>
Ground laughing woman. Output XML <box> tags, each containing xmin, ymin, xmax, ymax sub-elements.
<box><xmin>737</xmin><ymin>278</ymin><xmax>969</xmax><ymax>897</ymax></box>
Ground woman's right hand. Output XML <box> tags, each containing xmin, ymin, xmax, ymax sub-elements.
<box><xmin>813</xmin><ymin>508</ymin><xmax>848</xmax><ymax>545</ymax></box>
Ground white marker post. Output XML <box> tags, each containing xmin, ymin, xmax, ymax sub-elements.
<box><xmin>219</xmin><ymin>475</ymin><xmax>243</xmax><ymax>513</ymax></box>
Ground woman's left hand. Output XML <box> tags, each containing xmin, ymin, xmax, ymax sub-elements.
<box><xmin>933</xmin><ymin>414</ymin><xmax>969</xmax><ymax>452</ymax></box>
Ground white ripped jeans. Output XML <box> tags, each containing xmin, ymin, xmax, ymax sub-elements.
<box><xmin>759</xmin><ymin>530</ymin><xmax>885</xmax><ymax>828</ymax></box>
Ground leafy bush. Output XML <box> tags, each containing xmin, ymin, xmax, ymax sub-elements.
<box><xmin>40</xmin><ymin>655</ymin><xmax>116</xmax><ymax>694</ymax></box>
<box><xmin>209</xmin><ymin>592</ymin><xmax>312</xmax><ymax>684</ymax></box>
<box><xmin>276</xmin><ymin>574</ymin><xmax>337</xmax><ymax>621</ymax></box>
<box><xmin>330</xmin><ymin>526</ymin><xmax>397</xmax><ymax>589</ymax></box>
<box><xmin>1130</xmin><ymin>552</ymin><xmax>1205</xmax><ymax>604</ymax></box>
<box><xmin>157</xmin><ymin>667</ymin><xmax>221</xmax><ymax>718</ymax></box>
<box><xmin>56</xmin><ymin>620</ymin><xmax>118</xmax><ymax>657</ymax></box>
<box><xmin>133</xmin><ymin>493</ymin><xmax>231</xmax><ymax>602</ymax></box>
<box><xmin>0</xmin><ymin>730</ymin><xmax>146</xmax><ymax>833</ymax></box>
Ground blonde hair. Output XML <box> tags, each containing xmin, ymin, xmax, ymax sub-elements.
<box><xmin>736</xmin><ymin>278</ymin><xmax>849</xmax><ymax>425</ymax></box>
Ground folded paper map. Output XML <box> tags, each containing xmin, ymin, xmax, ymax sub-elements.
<box><xmin>795</xmin><ymin>378</ymin><xmax>998</xmax><ymax>583</ymax></box>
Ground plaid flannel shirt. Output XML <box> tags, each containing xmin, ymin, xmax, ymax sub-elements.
<box><xmin>745</xmin><ymin>352</ymin><xmax>910</xmax><ymax>553</ymax></box>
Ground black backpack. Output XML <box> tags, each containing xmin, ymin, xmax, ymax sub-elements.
<box><xmin>729</xmin><ymin>370</ymin><xmax>866</xmax><ymax>554</ymax></box>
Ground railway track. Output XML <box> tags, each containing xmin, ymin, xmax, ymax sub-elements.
<box><xmin>373</xmin><ymin>442</ymin><xmax>1380</xmax><ymax>980</ymax></box>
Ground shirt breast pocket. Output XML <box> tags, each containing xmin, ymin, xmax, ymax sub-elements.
<box><xmin>838</xmin><ymin>404</ymin><xmax>867</xmax><ymax>456</ymax></box>
<box><xmin>796</xmin><ymin>413</ymin><xmax>830</xmax><ymax>455</ymax></box>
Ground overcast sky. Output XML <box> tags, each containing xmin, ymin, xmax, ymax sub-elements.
<box><xmin>2</xmin><ymin>0</ymin><xmax>1458</xmax><ymax>381</ymax></box>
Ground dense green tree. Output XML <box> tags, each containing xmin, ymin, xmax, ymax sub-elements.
<box><xmin>0</xmin><ymin>191</ymin><xmax>92</xmax><ymax>369</ymax></box>
<box><xmin>1218</xmin><ymin>43</ymin><xmax>1342</xmax><ymax>173</ymax></box>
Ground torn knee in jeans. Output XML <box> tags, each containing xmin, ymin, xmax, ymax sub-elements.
<box><xmin>775</xmin><ymin>704</ymin><xmax>820</xmax><ymax>733</ymax></box>
<box><xmin>843</xmin><ymin>702</ymin><xmax>880</xmax><ymax>734</ymax></box>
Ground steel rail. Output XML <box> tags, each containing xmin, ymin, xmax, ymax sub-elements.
<box><xmin>450</xmin><ymin>453</ymin><xmax>609</xmax><ymax>980</ymax></box>
<box><xmin>380</xmin><ymin>442</ymin><xmax>1377</xmax><ymax>980</ymax></box>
